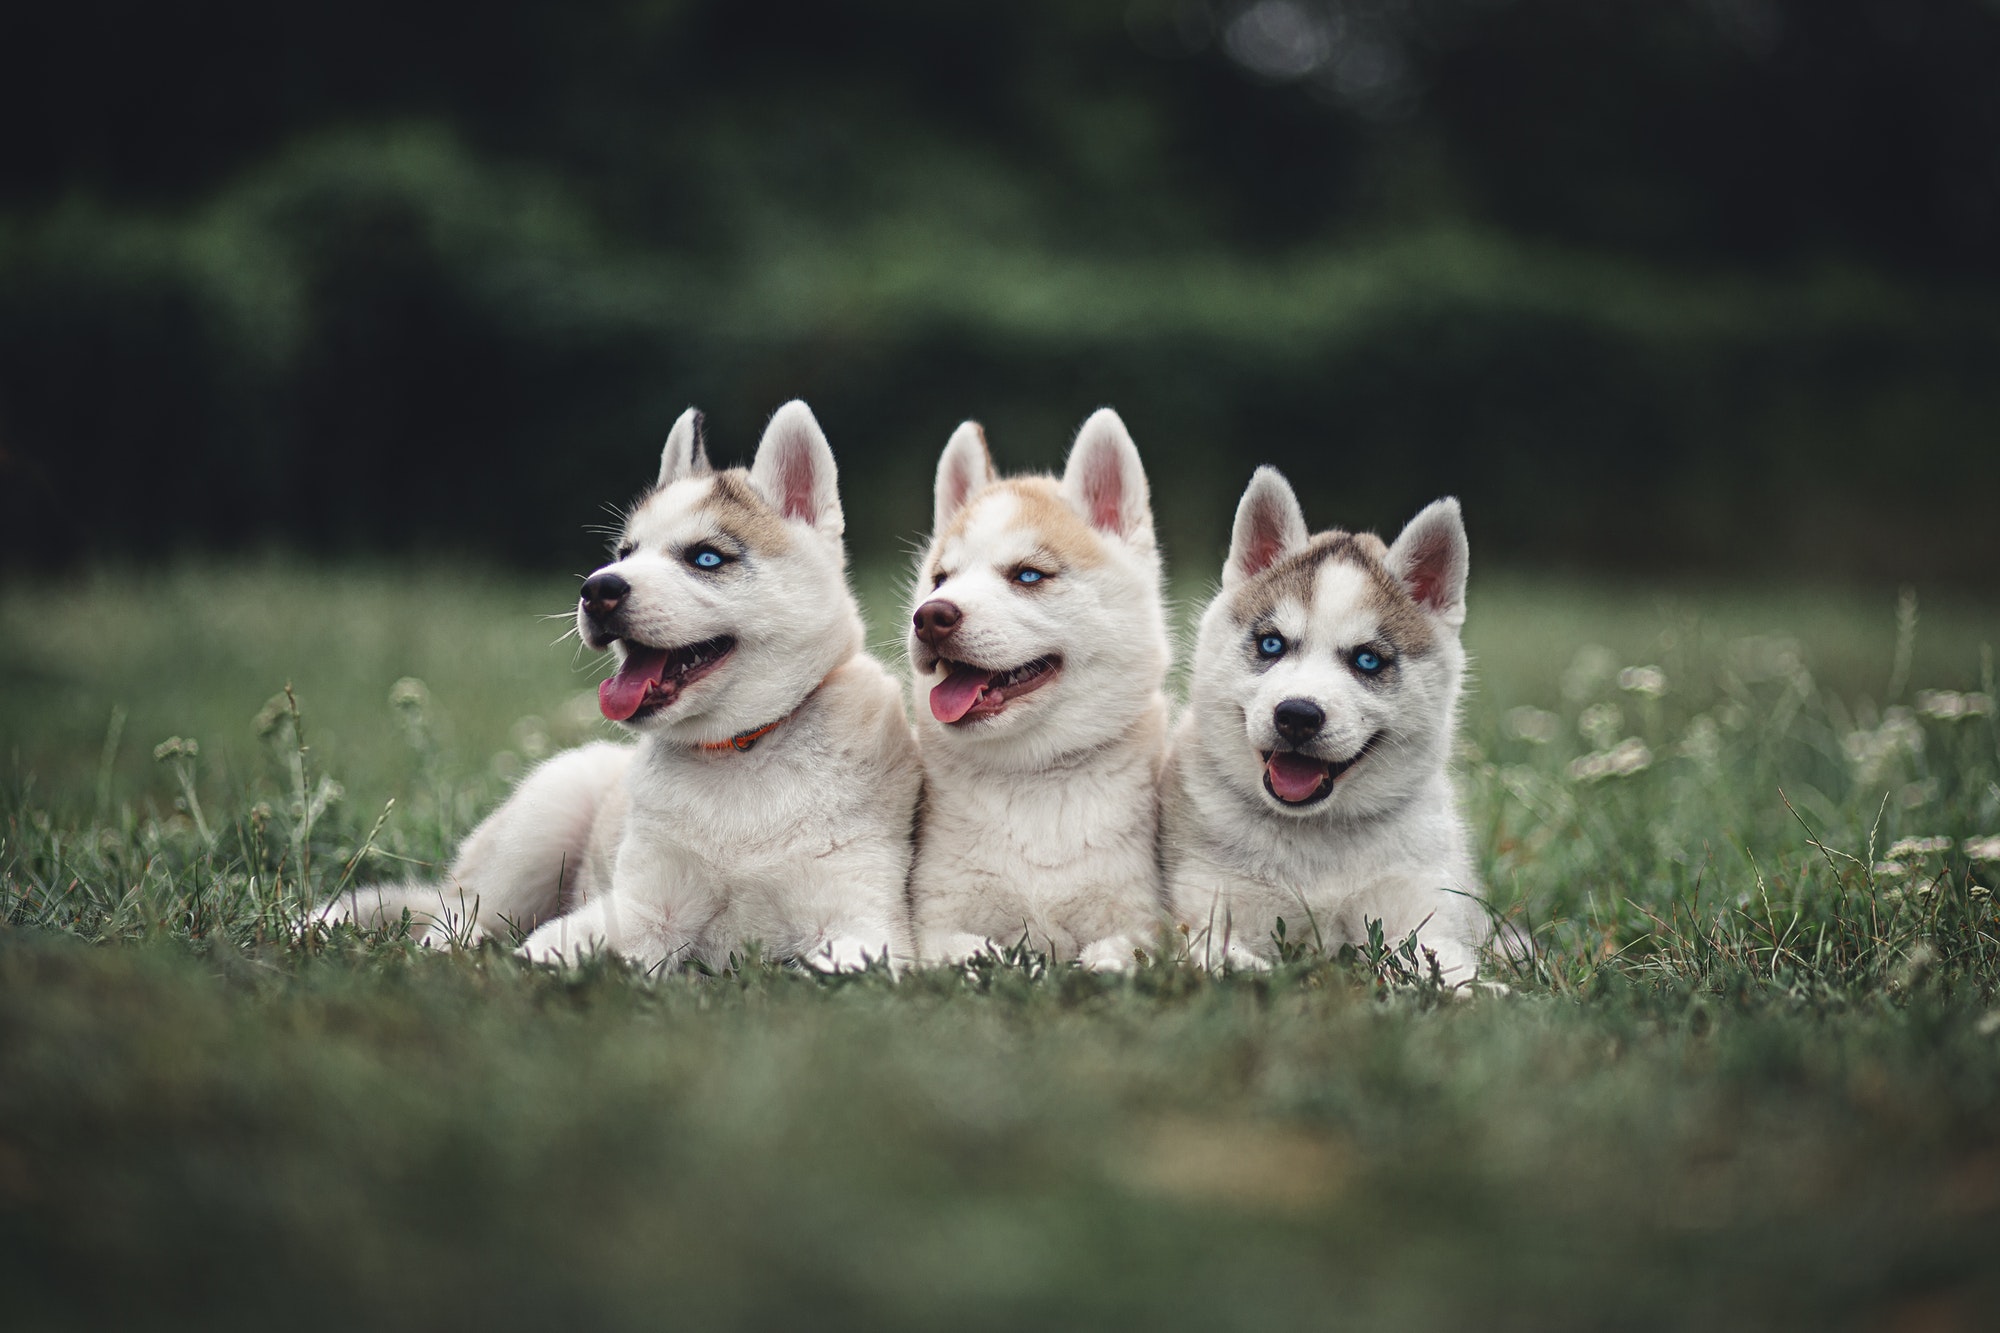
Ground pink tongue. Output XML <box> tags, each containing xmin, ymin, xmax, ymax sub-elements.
<box><xmin>930</xmin><ymin>665</ymin><xmax>997</xmax><ymax>724</ymax></box>
<box><xmin>1266</xmin><ymin>752</ymin><xmax>1331</xmax><ymax>802</ymax></box>
<box><xmin>599</xmin><ymin>647</ymin><xmax>671</xmax><ymax>721</ymax></box>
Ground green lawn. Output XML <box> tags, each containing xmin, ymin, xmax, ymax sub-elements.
<box><xmin>3</xmin><ymin>563</ymin><xmax>1998</xmax><ymax>1331</ymax></box>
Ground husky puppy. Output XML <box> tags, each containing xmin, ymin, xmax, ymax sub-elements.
<box><xmin>1162</xmin><ymin>467</ymin><xmax>1487</xmax><ymax>982</ymax></box>
<box><xmin>905</xmin><ymin>409</ymin><xmax>1171</xmax><ymax>968</ymax></box>
<box><xmin>321</xmin><ymin>402</ymin><xmax>920</xmax><ymax>972</ymax></box>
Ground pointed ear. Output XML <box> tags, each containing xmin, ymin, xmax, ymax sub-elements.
<box><xmin>749</xmin><ymin>400</ymin><xmax>842</xmax><ymax>537</ymax></box>
<box><xmin>934</xmin><ymin>421</ymin><xmax>995</xmax><ymax>534</ymax></box>
<box><xmin>1387</xmin><ymin>498</ymin><xmax>1469</xmax><ymax>626</ymax></box>
<box><xmin>657</xmin><ymin>408</ymin><xmax>711</xmax><ymax>488</ymax></box>
<box><xmin>1224</xmin><ymin>467</ymin><xmax>1308</xmax><ymax>588</ymax></box>
<box><xmin>1060</xmin><ymin>408</ymin><xmax>1152</xmax><ymax>544</ymax></box>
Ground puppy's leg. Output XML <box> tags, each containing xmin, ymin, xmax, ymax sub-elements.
<box><xmin>319</xmin><ymin>742</ymin><xmax>629</xmax><ymax>945</ymax></box>
<box><xmin>920</xmin><ymin>931</ymin><xmax>999</xmax><ymax>965</ymax></box>
<box><xmin>441</xmin><ymin>742</ymin><xmax>632</xmax><ymax>940</ymax></box>
<box><xmin>313</xmin><ymin>881</ymin><xmax>479</xmax><ymax>947</ymax></box>
<box><xmin>1077</xmin><ymin>934</ymin><xmax>1146</xmax><ymax>972</ymax></box>
<box><xmin>518</xmin><ymin>831</ymin><xmax>717</xmax><ymax>972</ymax></box>
<box><xmin>788</xmin><ymin>852</ymin><xmax>913</xmax><ymax>974</ymax></box>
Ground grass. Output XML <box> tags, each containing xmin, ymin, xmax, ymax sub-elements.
<box><xmin>3</xmin><ymin>562</ymin><xmax>1999</xmax><ymax>1331</ymax></box>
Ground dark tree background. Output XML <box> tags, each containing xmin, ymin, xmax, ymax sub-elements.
<box><xmin>2</xmin><ymin>0</ymin><xmax>1996</xmax><ymax>579</ymax></box>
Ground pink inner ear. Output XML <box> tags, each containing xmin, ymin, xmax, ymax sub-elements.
<box><xmin>778</xmin><ymin>445</ymin><xmax>819</xmax><ymax>523</ymax></box>
<box><xmin>1403</xmin><ymin>534</ymin><xmax>1455</xmax><ymax>608</ymax></box>
<box><xmin>1238</xmin><ymin>527</ymin><xmax>1287</xmax><ymax>578</ymax></box>
<box><xmin>941</xmin><ymin>460</ymin><xmax>975</xmax><ymax>518</ymax></box>
<box><xmin>1234</xmin><ymin>494</ymin><xmax>1293</xmax><ymax>577</ymax></box>
<box><xmin>1083</xmin><ymin>449</ymin><xmax>1125</xmax><ymax>534</ymax></box>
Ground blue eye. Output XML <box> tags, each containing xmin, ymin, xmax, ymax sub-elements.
<box><xmin>689</xmin><ymin>547</ymin><xmax>725</xmax><ymax>570</ymax></box>
<box><xmin>1257</xmin><ymin>634</ymin><xmax>1286</xmax><ymax>659</ymax></box>
<box><xmin>1353</xmin><ymin>648</ymin><xmax>1384</xmax><ymax>674</ymax></box>
<box><xmin>1014</xmin><ymin>568</ymin><xmax>1045</xmax><ymax>585</ymax></box>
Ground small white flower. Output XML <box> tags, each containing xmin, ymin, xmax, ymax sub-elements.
<box><xmin>1966</xmin><ymin>836</ymin><xmax>2000</xmax><ymax>863</ymax></box>
<box><xmin>1678</xmin><ymin>715</ymin><xmax>1722</xmax><ymax>765</ymax></box>
<box><xmin>1579</xmin><ymin>702</ymin><xmax>1624</xmax><ymax>750</ymax></box>
<box><xmin>1568</xmin><ymin>738</ymin><xmax>1653</xmax><ymax>783</ymax></box>
<box><xmin>389</xmin><ymin>677</ymin><xmax>431</xmax><ymax>710</ymax></box>
<box><xmin>1844</xmin><ymin>706</ymin><xmax>1925</xmax><ymax>783</ymax></box>
<box><xmin>1888</xmin><ymin>836</ymin><xmax>1953</xmax><ymax>858</ymax></box>
<box><xmin>1503</xmin><ymin>706</ymin><xmax>1561</xmax><ymax>744</ymax></box>
<box><xmin>1873</xmin><ymin>861</ymin><xmax>1909</xmax><ymax>879</ymax></box>
<box><xmin>1914</xmin><ymin>689</ymin><xmax>1996</xmax><ymax>721</ymax></box>
<box><xmin>1617</xmin><ymin>665</ymin><xmax>1668</xmax><ymax>698</ymax></box>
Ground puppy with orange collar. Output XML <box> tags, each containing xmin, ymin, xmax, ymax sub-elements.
<box><xmin>321</xmin><ymin>403</ymin><xmax>920</xmax><ymax>972</ymax></box>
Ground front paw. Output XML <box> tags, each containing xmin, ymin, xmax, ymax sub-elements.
<box><xmin>1077</xmin><ymin>935</ymin><xmax>1146</xmax><ymax>973</ymax></box>
<box><xmin>1212</xmin><ymin>940</ymin><xmax>1271</xmax><ymax>974</ymax></box>
<box><xmin>802</xmin><ymin>936</ymin><xmax>893</xmax><ymax>975</ymax></box>
<box><xmin>920</xmin><ymin>931</ymin><xmax>998</xmax><ymax>966</ymax></box>
<box><xmin>518</xmin><ymin>916</ymin><xmax>604</xmax><ymax>966</ymax></box>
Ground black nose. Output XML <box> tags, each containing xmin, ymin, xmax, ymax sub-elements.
<box><xmin>1273</xmin><ymin>698</ymin><xmax>1325</xmax><ymax>745</ymax></box>
<box><xmin>581</xmin><ymin>572</ymin><xmax>630</xmax><ymax>621</ymax></box>
<box><xmin>913</xmin><ymin>599</ymin><xmax>962</xmax><ymax>647</ymax></box>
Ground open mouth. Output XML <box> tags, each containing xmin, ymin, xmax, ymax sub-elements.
<box><xmin>1260</xmin><ymin>734</ymin><xmax>1378</xmax><ymax>806</ymax></box>
<box><xmin>599</xmin><ymin>636</ymin><xmax>735</xmax><ymax>722</ymax></box>
<box><xmin>929</xmin><ymin>655</ymin><xmax>1063</xmax><ymax>725</ymax></box>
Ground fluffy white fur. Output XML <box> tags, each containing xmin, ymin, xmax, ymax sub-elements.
<box><xmin>905</xmin><ymin>410</ymin><xmax>1172</xmax><ymax>968</ymax></box>
<box><xmin>319</xmin><ymin>401</ymin><xmax>920</xmax><ymax>972</ymax></box>
<box><xmin>1162</xmin><ymin>467</ymin><xmax>1489</xmax><ymax>983</ymax></box>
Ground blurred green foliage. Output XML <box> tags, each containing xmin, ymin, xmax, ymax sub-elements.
<box><xmin>3</xmin><ymin>1</ymin><xmax>1998</xmax><ymax>577</ymax></box>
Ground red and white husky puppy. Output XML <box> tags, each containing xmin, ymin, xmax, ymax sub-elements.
<box><xmin>905</xmin><ymin>409</ymin><xmax>1171</xmax><ymax>968</ymax></box>
<box><xmin>321</xmin><ymin>402</ymin><xmax>921</xmax><ymax>972</ymax></box>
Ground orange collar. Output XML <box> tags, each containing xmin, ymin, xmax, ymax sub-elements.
<box><xmin>697</xmin><ymin>717</ymin><xmax>787</xmax><ymax>753</ymax></box>
<box><xmin>692</xmin><ymin>673</ymin><xmax>831</xmax><ymax>755</ymax></box>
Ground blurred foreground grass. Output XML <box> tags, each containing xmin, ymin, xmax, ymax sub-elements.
<box><xmin>3</xmin><ymin>563</ymin><xmax>1999</xmax><ymax>1330</ymax></box>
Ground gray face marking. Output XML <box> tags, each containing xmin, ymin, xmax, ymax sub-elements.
<box><xmin>1226</xmin><ymin>532</ymin><xmax>1436</xmax><ymax>661</ymax></box>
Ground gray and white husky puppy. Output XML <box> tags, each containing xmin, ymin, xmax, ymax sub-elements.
<box><xmin>1161</xmin><ymin>466</ymin><xmax>1488</xmax><ymax>982</ymax></box>
<box><xmin>320</xmin><ymin>402</ymin><xmax>921</xmax><ymax>972</ymax></box>
<box><xmin>905</xmin><ymin>410</ymin><xmax>1171</xmax><ymax>968</ymax></box>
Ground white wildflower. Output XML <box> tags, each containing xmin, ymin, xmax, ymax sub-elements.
<box><xmin>1579</xmin><ymin>702</ymin><xmax>1624</xmax><ymax>749</ymax></box>
<box><xmin>1888</xmin><ymin>836</ymin><xmax>1953</xmax><ymax>858</ymax></box>
<box><xmin>1503</xmin><ymin>706</ymin><xmax>1561</xmax><ymax>744</ymax></box>
<box><xmin>1873</xmin><ymin>861</ymin><xmax>1909</xmax><ymax>878</ymax></box>
<box><xmin>1843</xmin><ymin>706</ymin><xmax>1924</xmax><ymax>783</ymax></box>
<box><xmin>1568</xmin><ymin>737</ymin><xmax>1653</xmax><ymax>783</ymax></box>
<box><xmin>389</xmin><ymin>677</ymin><xmax>431</xmax><ymax>710</ymax></box>
<box><xmin>1914</xmin><ymin>689</ymin><xmax>1995</xmax><ymax>721</ymax></box>
<box><xmin>1617</xmin><ymin>665</ymin><xmax>1668</xmax><ymax>698</ymax></box>
<box><xmin>1966</xmin><ymin>836</ymin><xmax>2000</xmax><ymax>863</ymax></box>
<box><xmin>1678</xmin><ymin>715</ymin><xmax>1722</xmax><ymax>765</ymax></box>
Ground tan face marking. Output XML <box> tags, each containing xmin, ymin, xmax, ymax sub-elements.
<box><xmin>694</xmin><ymin>470</ymin><xmax>793</xmax><ymax>558</ymax></box>
<box><xmin>930</xmin><ymin>477</ymin><xmax>1108</xmax><ymax>579</ymax></box>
